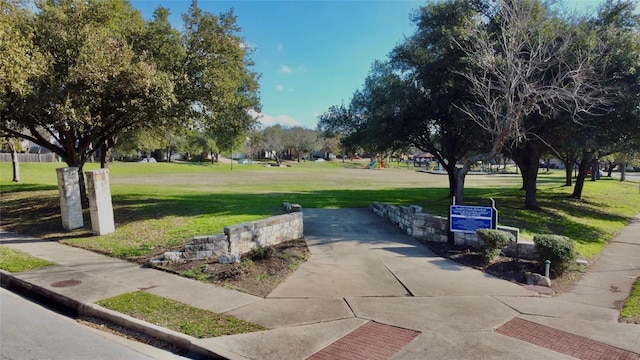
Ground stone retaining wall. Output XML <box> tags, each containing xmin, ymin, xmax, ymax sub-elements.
<box><xmin>224</xmin><ymin>212</ymin><xmax>303</xmax><ymax>262</ymax></box>
<box><xmin>371</xmin><ymin>202</ymin><xmax>537</xmax><ymax>259</ymax></box>
<box><xmin>371</xmin><ymin>202</ymin><xmax>449</xmax><ymax>243</ymax></box>
<box><xmin>154</xmin><ymin>207</ymin><xmax>303</xmax><ymax>265</ymax></box>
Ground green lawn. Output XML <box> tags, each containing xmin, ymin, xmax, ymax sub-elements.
<box><xmin>96</xmin><ymin>291</ymin><xmax>265</xmax><ymax>338</ymax></box>
<box><xmin>0</xmin><ymin>246</ymin><xmax>55</xmax><ymax>272</ymax></box>
<box><xmin>621</xmin><ymin>278</ymin><xmax>640</xmax><ymax>323</ymax></box>
<box><xmin>1</xmin><ymin>161</ymin><xmax>638</xmax><ymax>260</ymax></box>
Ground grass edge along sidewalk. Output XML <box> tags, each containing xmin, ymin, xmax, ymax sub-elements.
<box><xmin>0</xmin><ymin>247</ymin><xmax>267</xmax><ymax>339</ymax></box>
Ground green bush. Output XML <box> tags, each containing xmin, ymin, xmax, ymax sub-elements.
<box><xmin>476</xmin><ymin>229</ymin><xmax>515</xmax><ymax>263</ymax></box>
<box><xmin>533</xmin><ymin>234</ymin><xmax>576</xmax><ymax>276</ymax></box>
<box><xmin>248</xmin><ymin>246</ymin><xmax>274</xmax><ymax>260</ymax></box>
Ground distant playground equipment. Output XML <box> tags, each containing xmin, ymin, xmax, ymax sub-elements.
<box><xmin>367</xmin><ymin>155</ymin><xmax>386</xmax><ymax>169</ymax></box>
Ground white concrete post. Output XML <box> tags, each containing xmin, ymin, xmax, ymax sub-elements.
<box><xmin>85</xmin><ymin>169</ymin><xmax>115</xmax><ymax>236</ymax></box>
<box><xmin>56</xmin><ymin>167</ymin><xmax>84</xmax><ymax>230</ymax></box>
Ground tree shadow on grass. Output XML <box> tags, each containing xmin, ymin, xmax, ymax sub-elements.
<box><xmin>0</xmin><ymin>183</ymin><xmax>58</xmax><ymax>193</ymax></box>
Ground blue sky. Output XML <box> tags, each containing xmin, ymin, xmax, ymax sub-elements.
<box><xmin>130</xmin><ymin>0</ymin><xmax>634</xmax><ymax>130</ymax></box>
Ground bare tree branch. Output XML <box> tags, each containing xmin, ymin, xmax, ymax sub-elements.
<box><xmin>454</xmin><ymin>0</ymin><xmax>616</xmax><ymax>160</ymax></box>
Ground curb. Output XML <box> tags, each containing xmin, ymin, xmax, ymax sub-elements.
<box><xmin>0</xmin><ymin>270</ymin><xmax>234</xmax><ymax>360</ymax></box>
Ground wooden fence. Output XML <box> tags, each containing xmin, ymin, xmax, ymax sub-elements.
<box><xmin>0</xmin><ymin>153</ymin><xmax>57</xmax><ymax>163</ymax></box>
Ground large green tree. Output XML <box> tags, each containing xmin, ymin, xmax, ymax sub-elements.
<box><xmin>182</xmin><ymin>2</ymin><xmax>261</xmax><ymax>148</ymax></box>
<box><xmin>1</xmin><ymin>0</ymin><xmax>261</xmax><ymax>208</ymax></box>
<box><xmin>1</xmin><ymin>0</ymin><xmax>175</xmax><ymax>205</ymax></box>
<box><xmin>0</xmin><ymin>0</ymin><xmax>45</xmax><ymax>183</ymax></box>
<box><xmin>319</xmin><ymin>0</ymin><xmax>488</xmax><ymax>204</ymax></box>
<box><xmin>391</xmin><ymin>0</ymin><xmax>489</xmax><ymax>204</ymax></box>
<box><xmin>545</xmin><ymin>0</ymin><xmax>640</xmax><ymax>200</ymax></box>
<box><xmin>284</xmin><ymin>126</ymin><xmax>319</xmax><ymax>162</ymax></box>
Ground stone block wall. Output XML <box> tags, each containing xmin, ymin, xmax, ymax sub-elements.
<box><xmin>371</xmin><ymin>201</ymin><xmax>537</xmax><ymax>260</ymax></box>
<box><xmin>224</xmin><ymin>212</ymin><xmax>303</xmax><ymax>260</ymax></box>
<box><xmin>154</xmin><ymin>209</ymin><xmax>303</xmax><ymax>265</ymax></box>
<box><xmin>371</xmin><ymin>202</ymin><xmax>448</xmax><ymax>243</ymax></box>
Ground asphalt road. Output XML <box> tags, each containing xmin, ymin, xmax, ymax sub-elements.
<box><xmin>610</xmin><ymin>171</ymin><xmax>640</xmax><ymax>182</ymax></box>
<box><xmin>0</xmin><ymin>288</ymin><xmax>194</xmax><ymax>360</ymax></box>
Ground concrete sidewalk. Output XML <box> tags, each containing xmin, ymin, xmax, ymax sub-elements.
<box><xmin>1</xmin><ymin>209</ymin><xmax>639</xmax><ymax>360</ymax></box>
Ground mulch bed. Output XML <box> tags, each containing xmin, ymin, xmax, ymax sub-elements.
<box><xmin>150</xmin><ymin>239</ymin><xmax>310</xmax><ymax>298</ymax></box>
<box><xmin>424</xmin><ymin>241</ymin><xmax>544</xmax><ymax>285</ymax></box>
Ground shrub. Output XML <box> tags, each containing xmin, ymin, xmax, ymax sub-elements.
<box><xmin>248</xmin><ymin>246</ymin><xmax>274</xmax><ymax>260</ymax></box>
<box><xmin>476</xmin><ymin>229</ymin><xmax>515</xmax><ymax>263</ymax></box>
<box><xmin>533</xmin><ymin>234</ymin><xmax>576</xmax><ymax>276</ymax></box>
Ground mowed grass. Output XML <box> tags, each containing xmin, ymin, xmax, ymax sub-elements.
<box><xmin>621</xmin><ymin>278</ymin><xmax>640</xmax><ymax>322</ymax></box>
<box><xmin>0</xmin><ymin>161</ymin><xmax>638</xmax><ymax>260</ymax></box>
<box><xmin>0</xmin><ymin>246</ymin><xmax>55</xmax><ymax>272</ymax></box>
<box><xmin>95</xmin><ymin>291</ymin><xmax>265</xmax><ymax>338</ymax></box>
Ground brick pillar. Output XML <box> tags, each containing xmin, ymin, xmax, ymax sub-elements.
<box><xmin>56</xmin><ymin>167</ymin><xmax>84</xmax><ymax>230</ymax></box>
<box><xmin>85</xmin><ymin>169</ymin><xmax>115</xmax><ymax>236</ymax></box>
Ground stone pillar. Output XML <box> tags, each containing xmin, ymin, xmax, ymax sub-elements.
<box><xmin>56</xmin><ymin>167</ymin><xmax>84</xmax><ymax>230</ymax></box>
<box><xmin>85</xmin><ymin>169</ymin><xmax>115</xmax><ymax>236</ymax></box>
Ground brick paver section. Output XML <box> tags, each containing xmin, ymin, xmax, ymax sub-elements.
<box><xmin>307</xmin><ymin>321</ymin><xmax>420</xmax><ymax>360</ymax></box>
<box><xmin>496</xmin><ymin>318</ymin><xmax>639</xmax><ymax>360</ymax></box>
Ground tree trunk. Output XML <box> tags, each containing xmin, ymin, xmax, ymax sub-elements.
<box><xmin>606</xmin><ymin>161</ymin><xmax>614</xmax><ymax>177</ymax></box>
<box><xmin>510</xmin><ymin>142</ymin><xmax>542</xmax><ymax>209</ymax></box>
<box><xmin>523</xmin><ymin>161</ymin><xmax>541</xmax><ymax>211</ymax></box>
<box><xmin>590</xmin><ymin>159</ymin><xmax>599</xmax><ymax>181</ymax></box>
<box><xmin>65</xmin><ymin>157</ymin><xmax>89</xmax><ymax>208</ymax></box>
<box><xmin>77</xmin><ymin>164</ymin><xmax>89</xmax><ymax>208</ymax></box>
<box><xmin>571</xmin><ymin>153</ymin><xmax>593</xmax><ymax>199</ymax></box>
<box><xmin>8</xmin><ymin>139</ymin><xmax>20</xmax><ymax>182</ymax></box>
<box><xmin>620</xmin><ymin>163</ymin><xmax>626</xmax><ymax>182</ymax></box>
<box><xmin>100</xmin><ymin>142</ymin><xmax>111</xmax><ymax>169</ymax></box>
<box><xmin>517</xmin><ymin>162</ymin><xmax>527</xmax><ymax>190</ymax></box>
<box><xmin>451</xmin><ymin>164</ymin><xmax>471</xmax><ymax>205</ymax></box>
<box><xmin>564</xmin><ymin>164</ymin><xmax>573</xmax><ymax>187</ymax></box>
<box><xmin>446</xmin><ymin>166</ymin><xmax>456</xmax><ymax>199</ymax></box>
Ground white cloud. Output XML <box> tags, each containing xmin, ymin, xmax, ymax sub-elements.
<box><xmin>275</xmin><ymin>84</ymin><xmax>294</xmax><ymax>92</ymax></box>
<box><xmin>249</xmin><ymin>109</ymin><xmax>300</xmax><ymax>127</ymax></box>
<box><xmin>279</xmin><ymin>65</ymin><xmax>292</xmax><ymax>74</ymax></box>
<box><xmin>278</xmin><ymin>64</ymin><xmax>305</xmax><ymax>74</ymax></box>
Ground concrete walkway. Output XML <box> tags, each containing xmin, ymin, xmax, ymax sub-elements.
<box><xmin>1</xmin><ymin>209</ymin><xmax>639</xmax><ymax>360</ymax></box>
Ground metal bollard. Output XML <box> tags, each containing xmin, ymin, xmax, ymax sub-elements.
<box><xmin>544</xmin><ymin>260</ymin><xmax>551</xmax><ymax>278</ymax></box>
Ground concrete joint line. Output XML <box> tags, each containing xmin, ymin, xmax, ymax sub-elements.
<box><xmin>491</xmin><ymin>297</ymin><xmax>526</xmax><ymax>316</ymax></box>
<box><xmin>373</xmin><ymin>254</ymin><xmax>414</xmax><ymax>297</ymax></box>
<box><xmin>221</xmin><ymin>298</ymin><xmax>264</xmax><ymax>314</ymax></box>
<box><xmin>343</xmin><ymin>297</ymin><xmax>357</xmax><ymax>318</ymax></box>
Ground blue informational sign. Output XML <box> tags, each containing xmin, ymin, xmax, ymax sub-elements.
<box><xmin>450</xmin><ymin>205</ymin><xmax>497</xmax><ymax>233</ymax></box>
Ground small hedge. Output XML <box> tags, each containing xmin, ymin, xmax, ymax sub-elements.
<box><xmin>476</xmin><ymin>229</ymin><xmax>515</xmax><ymax>263</ymax></box>
<box><xmin>533</xmin><ymin>234</ymin><xmax>576</xmax><ymax>276</ymax></box>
